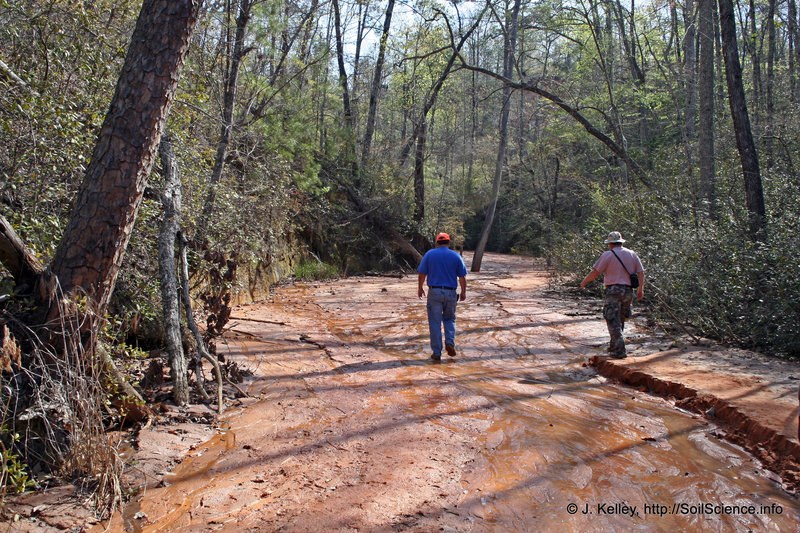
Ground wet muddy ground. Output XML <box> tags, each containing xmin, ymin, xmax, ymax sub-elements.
<box><xmin>103</xmin><ymin>252</ymin><xmax>798</xmax><ymax>532</ymax></box>
<box><xmin>8</xmin><ymin>253</ymin><xmax>797</xmax><ymax>532</ymax></box>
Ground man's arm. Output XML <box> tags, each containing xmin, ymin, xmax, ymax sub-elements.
<box><xmin>458</xmin><ymin>275</ymin><xmax>466</xmax><ymax>301</ymax></box>
<box><xmin>580</xmin><ymin>269</ymin><xmax>601</xmax><ymax>289</ymax></box>
<box><xmin>636</xmin><ymin>271</ymin><xmax>644</xmax><ymax>300</ymax></box>
<box><xmin>418</xmin><ymin>273</ymin><xmax>426</xmax><ymax>298</ymax></box>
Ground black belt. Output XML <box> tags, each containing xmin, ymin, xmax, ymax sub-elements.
<box><xmin>429</xmin><ymin>285</ymin><xmax>457</xmax><ymax>290</ymax></box>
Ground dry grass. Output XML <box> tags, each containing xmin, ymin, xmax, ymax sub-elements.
<box><xmin>1</xmin><ymin>290</ymin><xmax>124</xmax><ymax>518</ymax></box>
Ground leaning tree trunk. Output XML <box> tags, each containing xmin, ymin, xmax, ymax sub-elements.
<box><xmin>361</xmin><ymin>0</ymin><xmax>395</xmax><ymax>165</ymax></box>
<box><xmin>718</xmin><ymin>0</ymin><xmax>766</xmax><ymax>241</ymax></box>
<box><xmin>332</xmin><ymin>0</ymin><xmax>358</xmax><ymax>181</ymax></box>
<box><xmin>472</xmin><ymin>0</ymin><xmax>521</xmax><ymax>273</ymax></box>
<box><xmin>45</xmin><ymin>0</ymin><xmax>203</xmax><ymax>328</ymax></box>
<box><xmin>158</xmin><ymin>135</ymin><xmax>190</xmax><ymax>405</ymax></box>
<box><xmin>197</xmin><ymin>0</ymin><xmax>253</xmax><ymax>238</ymax></box>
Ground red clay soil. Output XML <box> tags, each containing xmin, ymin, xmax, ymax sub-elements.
<box><xmin>3</xmin><ymin>252</ymin><xmax>799</xmax><ymax>532</ymax></box>
<box><xmin>590</xmin><ymin>345</ymin><xmax>800</xmax><ymax>491</ymax></box>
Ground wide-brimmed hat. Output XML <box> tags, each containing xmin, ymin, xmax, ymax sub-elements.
<box><xmin>436</xmin><ymin>232</ymin><xmax>451</xmax><ymax>243</ymax></box>
<box><xmin>603</xmin><ymin>231</ymin><xmax>626</xmax><ymax>244</ymax></box>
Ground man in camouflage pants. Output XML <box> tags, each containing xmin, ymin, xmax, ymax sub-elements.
<box><xmin>580</xmin><ymin>232</ymin><xmax>645</xmax><ymax>358</ymax></box>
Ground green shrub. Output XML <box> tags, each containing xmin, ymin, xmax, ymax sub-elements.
<box><xmin>294</xmin><ymin>260</ymin><xmax>339</xmax><ymax>281</ymax></box>
<box><xmin>1</xmin><ymin>430</ymin><xmax>34</xmax><ymax>498</ymax></box>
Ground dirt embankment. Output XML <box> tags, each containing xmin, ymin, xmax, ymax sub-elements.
<box><xmin>590</xmin><ymin>347</ymin><xmax>800</xmax><ymax>491</ymax></box>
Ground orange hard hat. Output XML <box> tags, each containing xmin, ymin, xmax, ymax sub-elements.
<box><xmin>436</xmin><ymin>232</ymin><xmax>450</xmax><ymax>242</ymax></box>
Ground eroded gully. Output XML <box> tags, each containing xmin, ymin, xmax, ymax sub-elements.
<box><xmin>117</xmin><ymin>253</ymin><xmax>798</xmax><ymax>532</ymax></box>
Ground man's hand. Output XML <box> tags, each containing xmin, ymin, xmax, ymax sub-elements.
<box><xmin>459</xmin><ymin>290</ymin><xmax>466</xmax><ymax>302</ymax></box>
<box><xmin>418</xmin><ymin>287</ymin><xmax>425</xmax><ymax>299</ymax></box>
<box><xmin>581</xmin><ymin>269</ymin><xmax>600</xmax><ymax>290</ymax></box>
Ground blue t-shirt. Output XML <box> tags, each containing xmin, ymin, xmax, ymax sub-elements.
<box><xmin>418</xmin><ymin>247</ymin><xmax>467</xmax><ymax>288</ymax></box>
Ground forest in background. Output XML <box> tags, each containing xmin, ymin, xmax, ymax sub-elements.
<box><xmin>1</xmin><ymin>0</ymin><xmax>799</xmax><ymax>510</ymax></box>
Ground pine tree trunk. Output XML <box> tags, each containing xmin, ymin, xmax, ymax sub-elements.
<box><xmin>47</xmin><ymin>0</ymin><xmax>202</xmax><ymax>323</ymax></box>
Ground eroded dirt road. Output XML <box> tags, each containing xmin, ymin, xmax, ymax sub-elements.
<box><xmin>116</xmin><ymin>253</ymin><xmax>798</xmax><ymax>532</ymax></box>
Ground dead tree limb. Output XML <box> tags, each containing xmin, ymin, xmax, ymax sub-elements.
<box><xmin>158</xmin><ymin>135</ymin><xmax>190</xmax><ymax>405</ymax></box>
<box><xmin>330</xmin><ymin>174</ymin><xmax>422</xmax><ymax>263</ymax></box>
<box><xmin>454</xmin><ymin>61</ymin><xmax>651</xmax><ymax>186</ymax></box>
<box><xmin>178</xmin><ymin>232</ymin><xmax>224</xmax><ymax>413</ymax></box>
<box><xmin>0</xmin><ymin>57</ymin><xmax>39</xmax><ymax>96</ymax></box>
<box><xmin>0</xmin><ymin>215</ymin><xmax>45</xmax><ymax>290</ymax></box>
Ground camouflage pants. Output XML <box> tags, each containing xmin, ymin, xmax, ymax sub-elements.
<box><xmin>603</xmin><ymin>285</ymin><xmax>633</xmax><ymax>355</ymax></box>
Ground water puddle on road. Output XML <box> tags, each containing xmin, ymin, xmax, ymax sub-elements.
<box><xmin>387</xmin><ymin>335</ymin><xmax>799</xmax><ymax>531</ymax></box>
<box><xmin>122</xmin><ymin>429</ymin><xmax>238</xmax><ymax>532</ymax></box>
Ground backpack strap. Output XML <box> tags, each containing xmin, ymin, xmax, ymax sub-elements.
<box><xmin>610</xmin><ymin>248</ymin><xmax>631</xmax><ymax>275</ymax></box>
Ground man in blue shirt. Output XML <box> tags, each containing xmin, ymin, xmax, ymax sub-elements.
<box><xmin>417</xmin><ymin>232</ymin><xmax>467</xmax><ymax>361</ymax></box>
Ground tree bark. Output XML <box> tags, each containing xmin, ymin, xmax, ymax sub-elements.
<box><xmin>764</xmin><ymin>0</ymin><xmax>776</xmax><ymax>168</ymax></box>
<box><xmin>789</xmin><ymin>0</ymin><xmax>798</xmax><ymax>101</ymax></box>
<box><xmin>158</xmin><ymin>135</ymin><xmax>190</xmax><ymax>405</ymax></box>
<box><xmin>361</xmin><ymin>0</ymin><xmax>395</xmax><ymax>164</ymax></box>
<box><xmin>698</xmin><ymin>0</ymin><xmax>716</xmax><ymax>215</ymax></box>
<box><xmin>670</xmin><ymin>0</ymin><xmax>681</xmax><ymax>62</ymax></box>
<box><xmin>795</xmin><ymin>0</ymin><xmax>800</xmax><ymax>102</ymax></box>
<box><xmin>413</xmin><ymin>121</ymin><xmax>426</xmax><ymax>222</ymax></box>
<box><xmin>332</xmin><ymin>0</ymin><xmax>353</xmax><ymax>132</ymax></box>
<box><xmin>197</xmin><ymin>0</ymin><xmax>253</xmax><ymax>238</ymax></box>
<box><xmin>747</xmin><ymin>0</ymin><xmax>762</xmax><ymax>121</ymax></box>
<box><xmin>46</xmin><ymin>0</ymin><xmax>203</xmax><ymax>325</ymax></box>
<box><xmin>714</xmin><ymin>0</ymin><xmax>724</xmax><ymax>114</ymax></box>
<box><xmin>472</xmin><ymin>0</ymin><xmax>521</xmax><ymax>273</ymax></box>
<box><xmin>332</xmin><ymin>0</ymin><xmax>358</xmax><ymax>180</ymax></box>
<box><xmin>718</xmin><ymin>0</ymin><xmax>766</xmax><ymax>241</ymax></box>
<box><xmin>684</xmin><ymin>0</ymin><xmax>697</xmax><ymax>143</ymax></box>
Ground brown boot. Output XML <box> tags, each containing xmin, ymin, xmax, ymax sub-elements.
<box><xmin>445</xmin><ymin>343</ymin><xmax>456</xmax><ymax>357</ymax></box>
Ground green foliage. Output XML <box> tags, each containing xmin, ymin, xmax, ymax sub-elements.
<box><xmin>1</xmin><ymin>429</ymin><xmax>34</xmax><ymax>497</ymax></box>
<box><xmin>0</xmin><ymin>0</ymin><xmax>137</xmax><ymax>260</ymax></box>
<box><xmin>294</xmin><ymin>259</ymin><xmax>339</xmax><ymax>281</ymax></box>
